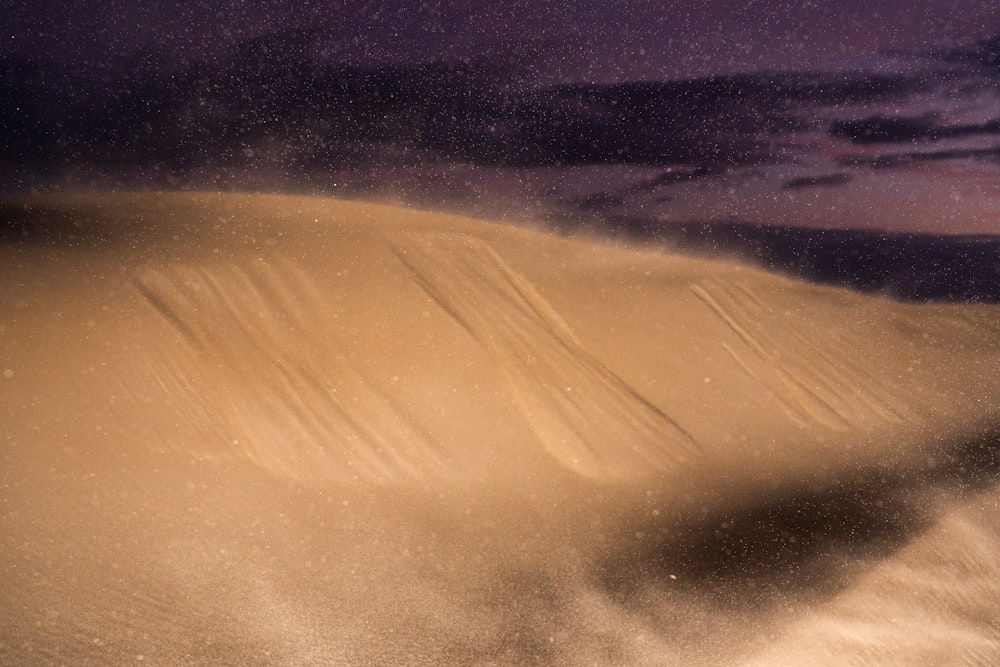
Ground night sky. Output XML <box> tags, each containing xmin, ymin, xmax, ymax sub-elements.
<box><xmin>4</xmin><ymin>1</ymin><xmax>1000</xmax><ymax>235</ymax></box>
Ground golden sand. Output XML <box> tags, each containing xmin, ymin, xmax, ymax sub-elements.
<box><xmin>1</xmin><ymin>192</ymin><xmax>998</xmax><ymax>664</ymax></box>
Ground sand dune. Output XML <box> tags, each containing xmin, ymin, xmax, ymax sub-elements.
<box><xmin>1</xmin><ymin>192</ymin><xmax>998</xmax><ymax>664</ymax></box>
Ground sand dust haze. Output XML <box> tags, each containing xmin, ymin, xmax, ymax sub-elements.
<box><xmin>1</xmin><ymin>192</ymin><xmax>998</xmax><ymax>664</ymax></box>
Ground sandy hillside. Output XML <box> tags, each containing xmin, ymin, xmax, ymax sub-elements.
<box><xmin>1</xmin><ymin>192</ymin><xmax>998</xmax><ymax>665</ymax></box>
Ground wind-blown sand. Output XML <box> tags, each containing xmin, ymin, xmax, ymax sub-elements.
<box><xmin>1</xmin><ymin>192</ymin><xmax>998</xmax><ymax>665</ymax></box>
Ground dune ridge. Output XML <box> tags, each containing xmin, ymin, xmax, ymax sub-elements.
<box><xmin>689</xmin><ymin>279</ymin><xmax>908</xmax><ymax>431</ymax></box>
<box><xmin>392</xmin><ymin>231</ymin><xmax>698</xmax><ymax>480</ymax></box>
<box><xmin>1</xmin><ymin>192</ymin><xmax>998</xmax><ymax>664</ymax></box>
<box><xmin>133</xmin><ymin>256</ymin><xmax>447</xmax><ymax>485</ymax></box>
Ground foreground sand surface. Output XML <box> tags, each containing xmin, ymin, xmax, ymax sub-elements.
<box><xmin>1</xmin><ymin>192</ymin><xmax>998</xmax><ymax>665</ymax></box>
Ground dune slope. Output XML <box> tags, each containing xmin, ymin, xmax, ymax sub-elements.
<box><xmin>1</xmin><ymin>192</ymin><xmax>998</xmax><ymax>665</ymax></box>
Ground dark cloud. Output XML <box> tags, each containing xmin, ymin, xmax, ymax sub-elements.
<box><xmin>1</xmin><ymin>22</ymin><xmax>937</xmax><ymax>194</ymax></box>
<box><xmin>783</xmin><ymin>173</ymin><xmax>852</xmax><ymax>189</ymax></box>
<box><xmin>512</xmin><ymin>71</ymin><xmax>925</xmax><ymax>168</ymax></box>
<box><xmin>830</xmin><ymin>115</ymin><xmax>938</xmax><ymax>144</ymax></box>
<box><xmin>830</xmin><ymin>114</ymin><xmax>1000</xmax><ymax>144</ymax></box>
<box><xmin>934</xmin><ymin>33</ymin><xmax>1000</xmax><ymax>74</ymax></box>
<box><xmin>840</xmin><ymin>146</ymin><xmax>1000</xmax><ymax>169</ymax></box>
<box><xmin>569</xmin><ymin>192</ymin><xmax>625</xmax><ymax>213</ymax></box>
<box><xmin>630</xmin><ymin>166</ymin><xmax>724</xmax><ymax>192</ymax></box>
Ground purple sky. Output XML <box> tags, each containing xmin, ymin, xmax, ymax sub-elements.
<box><xmin>7</xmin><ymin>1</ymin><xmax>999</xmax><ymax>77</ymax></box>
<box><xmin>3</xmin><ymin>1</ymin><xmax>1000</xmax><ymax>234</ymax></box>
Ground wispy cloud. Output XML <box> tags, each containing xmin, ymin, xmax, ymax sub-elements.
<box><xmin>783</xmin><ymin>173</ymin><xmax>852</xmax><ymax>189</ymax></box>
<box><xmin>831</xmin><ymin>114</ymin><xmax>1000</xmax><ymax>144</ymax></box>
<box><xmin>839</xmin><ymin>146</ymin><xmax>1000</xmax><ymax>169</ymax></box>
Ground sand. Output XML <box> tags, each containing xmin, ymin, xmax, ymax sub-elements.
<box><xmin>1</xmin><ymin>191</ymin><xmax>998</xmax><ymax>665</ymax></box>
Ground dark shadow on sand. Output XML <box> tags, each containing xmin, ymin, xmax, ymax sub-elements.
<box><xmin>597</xmin><ymin>423</ymin><xmax>1000</xmax><ymax>610</ymax></box>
